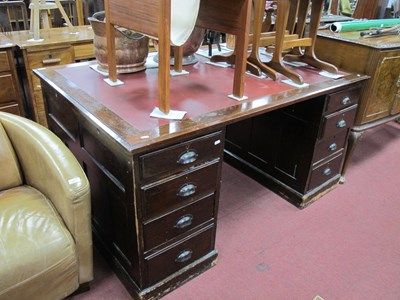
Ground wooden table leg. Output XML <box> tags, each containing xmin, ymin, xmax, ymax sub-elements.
<box><xmin>266</xmin><ymin>0</ymin><xmax>304</xmax><ymax>84</ymax></box>
<box><xmin>247</xmin><ymin>0</ymin><xmax>278</xmax><ymax>80</ymax></box>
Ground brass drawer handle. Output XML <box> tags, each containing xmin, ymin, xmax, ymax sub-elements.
<box><xmin>175</xmin><ymin>249</ymin><xmax>193</xmax><ymax>263</ymax></box>
<box><xmin>341</xmin><ymin>96</ymin><xmax>351</xmax><ymax>105</ymax></box>
<box><xmin>336</xmin><ymin>119</ymin><xmax>346</xmax><ymax>128</ymax></box>
<box><xmin>174</xmin><ymin>214</ymin><xmax>193</xmax><ymax>229</ymax></box>
<box><xmin>177</xmin><ymin>150</ymin><xmax>198</xmax><ymax>165</ymax></box>
<box><xmin>328</xmin><ymin>143</ymin><xmax>337</xmax><ymax>151</ymax></box>
<box><xmin>177</xmin><ymin>183</ymin><xmax>197</xmax><ymax>197</ymax></box>
<box><xmin>42</xmin><ymin>58</ymin><xmax>62</xmax><ymax>65</ymax></box>
<box><xmin>323</xmin><ymin>168</ymin><xmax>332</xmax><ymax>176</ymax></box>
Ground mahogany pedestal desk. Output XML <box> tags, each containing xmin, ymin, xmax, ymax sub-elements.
<box><xmin>34</xmin><ymin>57</ymin><xmax>367</xmax><ymax>299</ymax></box>
<box><xmin>315</xmin><ymin>30</ymin><xmax>400</xmax><ymax>180</ymax></box>
<box><xmin>5</xmin><ymin>25</ymin><xmax>94</xmax><ymax>126</ymax></box>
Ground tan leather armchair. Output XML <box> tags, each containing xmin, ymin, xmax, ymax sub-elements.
<box><xmin>0</xmin><ymin>112</ymin><xmax>93</xmax><ymax>299</ymax></box>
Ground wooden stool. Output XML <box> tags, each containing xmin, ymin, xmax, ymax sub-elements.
<box><xmin>247</xmin><ymin>0</ymin><xmax>338</xmax><ymax>84</ymax></box>
<box><xmin>29</xmin><ymin>0</ymin><xmax>75</xmax><ymax>40</ymax></box>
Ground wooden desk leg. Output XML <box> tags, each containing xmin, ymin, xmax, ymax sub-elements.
<box><xmin>340</xmin><ymin>129</ymin><xmax>364</xmax><ymax>183</ymax></box>
<box><xmin>76</xmin><ymin>0</ymin><xmax>84</xmax><ymax>26</ymax></box>
<box><xmin>104</xmin><ymin>0</ymin><xmax>119</xmax><ymax>85</ymax></box>
<box><xmin>231</xmin><ymin>0</ymin><xmax>252</xmax><ymax>99</ymax></box>
<box><xmin>285</xmin><ymin>0</ymin><xmax>338</xmax><ymax>74</ymax></box>
<box><xmin>247</xmin><ymin>0</ymin><xmax>278</xmax><ymax>80</ymax></box>
<box><xmin>267</xmin><ymin>0</ymin><xmax>304</xmax><ymax>84</ymax></box>
<box><xmin>157</xmin><ymin>0</ymin><xmax>171</xmax><ymax>113</ymax></box>
<box><xmin>174</xmin><ymin>46</ymin><xmax>183</xmax><ymax>73</ymax></box>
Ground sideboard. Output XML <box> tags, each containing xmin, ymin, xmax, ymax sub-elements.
<box><xmin>315</xmin><ymin>30</ymin><xmax>400</xmax><ymax>179</ymax></box>
<box><xmin>34</xmin><ymin>57</ymin><xmax>367</xmax><ymax>299</ymax></box>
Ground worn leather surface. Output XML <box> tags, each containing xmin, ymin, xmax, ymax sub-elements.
<box><xmin>0</xmin><ymin>186</ymin><xmax>78</xmax><ymax>299</ymax></box>
<box><xmin>0</xmin><ymin>122</ymin><xmax>22</xmax><ymax>191</ymax></box>
<box><xmin>0</xmin><ymin>112</ymin><xmax>93</xmax><ymax>299</ymax></box>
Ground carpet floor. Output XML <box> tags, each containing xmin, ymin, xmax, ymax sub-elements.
<box><xmin>71</xmin><ymin>121</ymin><xmax>400</xmax><ymax>300</ymax></box>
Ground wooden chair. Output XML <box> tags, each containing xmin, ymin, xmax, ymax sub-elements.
<box><xmin>81</xmin><ymin>0</ymin><xmax>104</xmax><ymax>24</ymax></box>
<box><xmin>51</xmin><ymin>0</ymin><xmax>77</xmax><ymax>27</ymax></box>
<box><xmin>0</xmin><ymin>1</ymin><xmax>29</xmax><ymax>32</ymax></box>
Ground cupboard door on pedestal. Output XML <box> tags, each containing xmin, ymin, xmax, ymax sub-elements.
<box><xmin>362</xmin><ymin>51</ymin><xmax>400</xmax><ymax>123</ymax></box>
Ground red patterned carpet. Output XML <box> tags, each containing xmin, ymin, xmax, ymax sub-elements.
<box><xmin>71</xmin><ymin>121</ymin><xmax>400</xmax><ymax>300</ymax></box>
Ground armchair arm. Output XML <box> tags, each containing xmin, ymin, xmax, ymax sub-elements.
<box><xmin>0</xmin><ymin>112</ymin><xmax>93</xmax><ymax>283</ymax></box>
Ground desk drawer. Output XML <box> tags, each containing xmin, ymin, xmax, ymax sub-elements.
<box><xmin>27</xmin><ymin>47</ymin><xmax>74</xmax><ymax>91</ymax></box>
<box><xmin>320</xmin><ymin>105</ymin><xmax>357</xmax><ymax>139</ymax></box>
<box><xmin>308</xmin><ymin>153</ymin><xmax>343</xmax><ymax>191</ymax></box>
<box><xmin>74</xmin><ymin>43</ymin><xmax>95</xmax><ymax>61</ymax></box>
<box><xmin>140</xmin><ymin>131</ymin><xmax>223</xmax><ymax>181</ymax></box>
<box><xmin>313</xmin><ymin>130</ymin><xmax>347</xmax><ymax>164</ymax></box>
<box><xmin>144</xmin><ymin>225</ymin><xmax>214</xmax><ymax>285</ymax></box>
<box><xmin>324</xmin><ymin>87</ymin><xmax>360</xmax><ymax>115</ymax></box>
<box><xmin>0</xmin><ymin>74</ymin><xmax>18</xmax><ymax>103</ymax></box>
<box><xmin>142</xmin><ymin>162</ymin><xmax>219</xmax><ymax>218</ymax></box>
<box><xmin>0</xmin><ymin>51</ymin><xmax>10</xmax><ymax>72</ymax></box>
<box><xmin>143</xmin><ymin>194</ymin><xmax>215</xmax><ymax>250</ymax></box>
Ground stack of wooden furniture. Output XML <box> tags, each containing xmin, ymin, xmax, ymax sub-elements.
<box><xmin>104</xmin><ymin>0</ymin><xmax>252</xmax><ymax>113</ymax></box>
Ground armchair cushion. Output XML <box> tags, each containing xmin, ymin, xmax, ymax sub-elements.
<box><xmin>0</xmin><ymin>186</ymin><xmax>78</xmax><ymax>299</ymax></box>
<box><xmin>0</xmin><ymin>112</ymin><xmax>93</xmax><ymax>299</ymax></box>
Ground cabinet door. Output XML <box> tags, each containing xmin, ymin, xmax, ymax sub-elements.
<box><xmin>363</xmin><ymin>52</ymin><xmax>400</xmax><ymax>122</ymax></box>
<box><xmin>390</xmin><ymin>75</ymin><xmax>400</xmax><ymax>115</ymax></box>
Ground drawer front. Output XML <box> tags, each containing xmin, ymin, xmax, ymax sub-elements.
<box><xmin>143</xmin><ymin>194</ymin><xmax>215</xmax><ymax>250</ymax></box>
<box><xmin>0</xmin><ymin>51</ymin><xmax>11</xmax><ymax>72</ymax></box>
<box><xmin>321</xmin><ymin>105</ymin><xmax>357</xmax><ymax>139</ymax></box>
<box><xmin>308</xmin><ymin>153</ymin><xmax>343</xmax><ymax>191</ymax></box>
<box><xmin>145</xmin><ymin>225</ymin><xmax>214</xmax><ymax>285</ymax></box>
<box><xmin>0</xmin><ymin>103</ymin><xmax>20</xmax><ymax>115</ymax></box>
<box><xmin>73</xmin><ymin>43</ymin><xmax>95</xmax><ymax>61</ymax></box>
<box><xmin>26</xmin><ymin>47</ymin><xmax>74</xmax><ymax>70</ymax></box>
<box><xmin>0</xmin><ymin>74</ymin><xmax>18</xmax><ymax>103</ymax></box>
<box><xmin>27</xmin><ymin>47</ymin><xmax>74</xmax><ymax>91</ymax></box>
<box><xmin>313</xmin><ymin>130</ymin><xmax>347</xmax><ymax>164</ymax></box>
<box><xmin>324</xmin><ymin>87</ymin><xmax>360</xmax><ymax>115</ymax></box>
<box><xmin>142</xmin><ymin>162</ymin><xmax>219</xmax><ymax>218</ymax></box>
<box><xmin>140</xmin><ymin>131</ymin><xmax>223</xmax><ymax>180</ymax></box>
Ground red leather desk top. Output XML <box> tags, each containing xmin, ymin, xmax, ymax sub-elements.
<box><xmin>55</xmin><ymin>54</ymin><xmax>347</xmax><ymax>132</ymax></box>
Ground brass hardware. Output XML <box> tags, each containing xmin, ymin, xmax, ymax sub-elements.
<box><xmin>328</xmin><ymin>143</ymin><xmax>337</xmax><ymax>151</ymax></box>
<box><xmin>336</xmin><ymin>119</ymin><xmax>346</xmax><ymax>128</ymax></box>
<box><xmin>175</xmin><ymin>249</ymin><xmax>193</xmax><ymax>263</ymax></box>
<box><xmin>174</xmin><ymin>214</ymin><xmax>193</xmax><ymax>229</ymax></box>
<box><xmin>177</xmin><ymin>183</ymin><xmax>197</xmax><ymax>197</ymax></box>
<box><xmin>323</xmin><ymin>168</ymin><xmax>332</xmax><ymax>176</ymax></box>
<box><xmin>341</xmin><ymin>96</ymin><xmax>351</xmax><ymax>105</ymax></box>
<box><xmin>42</xmin><ymin>57</ymin><xmax>62</xmax><ymax>65</ymax></box>
<box><xmin>177</xmin><ymin>150</ymin><xmax>198</xmax><ymax>165</ymax></box>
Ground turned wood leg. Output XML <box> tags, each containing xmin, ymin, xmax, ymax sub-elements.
<box><xmin>266</xmin><ymin>0</ymin><xmax>303</xmax><ymax>84</ymax></box>
<box><xmin>340</xmin><ymin>129</ymin><xmax>364</xmax><ymax>184</ymax></box>
<box><xmin>247</xmin><ymin>0</ymin><xmax>278</xmax><ymax>80</ymax></box>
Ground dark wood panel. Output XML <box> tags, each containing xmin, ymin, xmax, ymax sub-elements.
<box><xmin>142</xmin><ymin>161</ymin><xmax>220</xmax><ymax>219</ymax></box>
<box><xmin>140</xmin><ymin>131</ymin><xmax>223</xmax><ymax>181</ymax></box>
<box><xmin>144</xmin><ymin>225</ymin><xmax>215</xmax><ymax>286</ymax></box>
<box><xmin>143</xmin><ymin>194</ymin><xmax>215</xmax><ymax>251</ymax></box>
